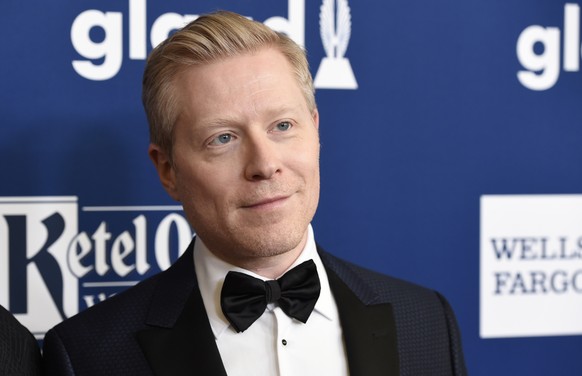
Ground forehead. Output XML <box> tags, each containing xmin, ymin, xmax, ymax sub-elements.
<box><xmin>173</xmin><ymin>48</ymin><xmax>306</xmax><ymax>117</ymax></box>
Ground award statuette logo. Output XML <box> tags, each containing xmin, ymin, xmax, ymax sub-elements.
<box><xmin>314</xmin><ymin>0</ymin><xmax>358</xmax><ymax>89</ymax></box>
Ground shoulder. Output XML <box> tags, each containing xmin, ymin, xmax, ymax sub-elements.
<box><xmin>318</xmin><ymin>246</ymin><xmax>441</xmax><ymax>306</ymax></box>
<box><xmin>47</xmin><ymin>242</ymin><xmax>196</xmax><ymax>339</ymax></box>
<box><xmin>42</xmin><ymin>280</ymin><xmax>157</xmax><ymax>375</ymax></box>
<box><xmin>42</xmin><ymin>270</ymin><xmax>163</xmax><ymax>372</ymax></box>
<box><xmin>0</xmin><ymin>305</ymin><xmax>42</xmax><ymax>376</ymax></box>
<box><xmin>49</xmin><ymin>270</ymin><xmax>163</xmax><ymax>339</ymax></box>
<box><xmin>43</xmin><ymin>245</ymin><xmax>197</xmax><ymax>374</ymax></box>
<box><xmin>318</xmin><ymin>246</ymin><xmax>467</xmax><ymax>375</ymax></box>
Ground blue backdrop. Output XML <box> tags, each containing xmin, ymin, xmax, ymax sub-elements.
<box><xmin>2</xmin><ymin>0</ymin><xmax>582</xmax><ymax>374</ymax></box>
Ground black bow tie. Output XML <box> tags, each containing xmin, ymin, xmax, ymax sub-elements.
<box><xmin>220</xmin><ymin>260</ymin><xmax>321</xmax><ymax>333</ymax></box>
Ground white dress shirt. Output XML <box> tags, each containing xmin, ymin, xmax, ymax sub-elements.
<box><xmin>194</xmin><ymin>225</ymin><xmax>349</xmax><ymax>376</ymax></box>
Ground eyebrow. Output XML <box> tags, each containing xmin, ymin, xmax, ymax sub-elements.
<box><xmin>260</xmin><ymin>104</ymin><xmax>303</xmax><ymax>120</ymax></box>
<box><xmin>199</xmin><ymin>104</ymin><xmax>303</xmax><ymax>128</ymax></box>
<box><xmin>200</xmin><ymin>118</ymin><xmax>239</xmax><ymax>128</ymax></box>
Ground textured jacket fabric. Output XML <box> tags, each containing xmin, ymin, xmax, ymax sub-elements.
<box><xmin>0</xmin><ymin>305</ymin><xmax>42</xmax><ymax>376</ymax></box>
<box><xmin>43</xmin><ymin>240</ymin><xmax>467</xmax><ymax>376</ymax></box>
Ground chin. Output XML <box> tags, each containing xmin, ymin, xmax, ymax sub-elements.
<box><xmin>234</xmin><ymin>224</ymin><xmax>307</xmax><ymax>257</ymax></box>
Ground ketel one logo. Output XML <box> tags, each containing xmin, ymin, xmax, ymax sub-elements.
<box><xmin>0</xmin><ymin>197</ymin><xmax>79</xmax><ymax>339</ymax></box>
<box><xmin>0</xmin><ymin>196</ymin><xmax>192</xmax><ymax>339</ymax></box>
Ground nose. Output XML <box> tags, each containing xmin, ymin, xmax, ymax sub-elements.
<box><xmin>243</xmin><ymin>133</ymin><xmax>281</xmax><ymax>181</ymax></box>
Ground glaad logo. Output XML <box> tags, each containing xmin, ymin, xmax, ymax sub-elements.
<box><xmin>517</xmin><ymin>3</ymin><xmax>581</xmax><ymax>90</ymax></box>
<box><xmin>0</xmin><ymin>196</ymin><xmax>192</xmax><ymax>338</ymax></box>
<box><xmin>70</xmin><ymin>0</ymin><xmax>357</xmax><ymax>90</ymax></box>
<box><xmin>313</xmin><ymin>0</ymin><xmax>358</xmax><ymax>89</ymax></box>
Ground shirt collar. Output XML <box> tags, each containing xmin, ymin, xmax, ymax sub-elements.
<box><xmin>193</xmin><ymin>224</ymin><xmax>338</xmax><ymax>339</ymax></box>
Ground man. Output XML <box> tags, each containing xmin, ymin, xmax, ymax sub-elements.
<box><xmin>0</xmin><ymin>305</ymin><xmax>42</xmax><ymax>375</ymax></box>
<box><xmin>43</xmin><ymin>10</ymin><xmax>467</xmax><ymax>375</ymax></box>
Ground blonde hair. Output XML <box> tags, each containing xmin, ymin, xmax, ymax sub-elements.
<box><xmin>142</xmin><ymin>10</ymin><xmax>316</xmax><ymax>156</ymax></box>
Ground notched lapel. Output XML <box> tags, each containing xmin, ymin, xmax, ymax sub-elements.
<box><xmin>136</xmin><ymin>287</ymin><xmax>227</xmax><ymax>376</ymax></box>
<box><xmin>327</xmin><ymin>269</ymin><xmax>399</xmax><ymax>376</ymax></box>
<box><xmin>135</xmin><ymin>241</ymin><xmax>227</xmax><ymax>376</ymax></box>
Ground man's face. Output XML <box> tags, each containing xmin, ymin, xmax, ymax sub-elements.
<box><xmin>150</xmin><ymin>47</ymin><xmax>320</xmax><ymax>268</ymax></box>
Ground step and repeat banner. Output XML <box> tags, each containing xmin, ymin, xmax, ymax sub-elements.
<box><xmin>1</xmin><ymin>0</ymin><xmax>582</xmax><ymax>374</ymax></box>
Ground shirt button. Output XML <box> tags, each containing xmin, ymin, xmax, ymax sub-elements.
<box><xmin>281</xmin><ymin>339</ymin><xmax>287</xmax><ymax>346</ymax></box>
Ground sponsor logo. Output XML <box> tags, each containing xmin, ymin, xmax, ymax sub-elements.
<box><xmin>517</xmin><ymin>3</ymin><xmax>581</xmax><ymax>90</ymax></box>
<box><xmin>480</xmin><ymin>195</ymin><xmax>582</xmax><ymax>338</ymax></box>
<box><xmin>70</xmin><ymin>0</ymin><xmax>357</xmax><ymax>90</ymax></box>
<box><xmin>313</xmin><ymin>0</ymin><xmax>358</xmax><ymax>89</ymax></box>
<box><xmin>0</xmin><ymin>197</ymin><xmax>192</xmax><ymax>338</ymax></box>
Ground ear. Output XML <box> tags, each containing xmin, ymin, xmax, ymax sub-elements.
<box><xmin>148</xmin><ymin>144</ymin><xmax>180</xmax><ymax>201</ymax></box>
<box><xmin>311</xmin><ymin>108</ymin><xmax>319</xmax><ymax>130</ymax></box>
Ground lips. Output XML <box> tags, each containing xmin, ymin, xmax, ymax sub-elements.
<box><xmin>242</xmin><ymin>195</ymin><xmax>290</xmax><ymax>209</ymax></box>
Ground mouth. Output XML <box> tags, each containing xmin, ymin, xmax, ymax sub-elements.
<box><xmin>242</xmin><ymin>195</ymin><xmax>290</xmax><ymax>210</ymax></box>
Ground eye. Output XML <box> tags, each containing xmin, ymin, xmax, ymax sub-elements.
<box><xmin>274</xmin><ymin>121</ymin><xmax>292</xmax><ymax>132</ymax></box>
<box><xmin>209</xmin><ymin>133</ymin><xmax>233</xmax><ymax>145</ymax></box>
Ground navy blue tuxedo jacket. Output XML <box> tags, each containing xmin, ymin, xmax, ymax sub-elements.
<box><xmin>0</xmin><ymin>305</ymin><xmax>42</xmax><ymax>376</ymax></box>
<box><xmin>43</xmin><ymin>240</ymin><xmax>467</xmax><ymax>375</ymax></box>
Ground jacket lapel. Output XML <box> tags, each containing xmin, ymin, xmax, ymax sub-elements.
<box><xmin>321</xmin><ymin>250</ymin><xmax>400</xmax><ymax>376</ymax></box>
<box><xmin>136</xmin><ymin>240</ymin><xmax>399</xmax><ymax>376</ymax></box>
<box><xmin>136</xmin><ymin>240</ymin><xmax>227</xmax><ymax>376</ymax></box>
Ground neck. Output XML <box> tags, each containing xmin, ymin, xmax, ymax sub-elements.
<box><xmin>236</xmin><ymin>244</ymin><xmax>305</xmax><ymax>279</ymax></box>
<box><xmin>204</xmin><ymin>231</ymin><xmax>309</xmax><ymax>280</ymax></box>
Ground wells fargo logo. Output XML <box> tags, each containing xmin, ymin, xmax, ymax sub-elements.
<box><xmin>480</xmin><ymin>195</ymin><xmax>582</xmax><ymax>338</ymax></box>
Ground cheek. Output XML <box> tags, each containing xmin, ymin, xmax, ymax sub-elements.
<box><xmin>299</xmin><ymin>140</ymin><xmax>320</xmax><ymax>177</ymax></box>
<box><xmin>174</xmin><ymin>159</ymin><xmax>238</xmax><ymax>208</ymax></box>
<box><xmin>172</xmin><ymin>160</ymin><xmax>206</xmax><ymax>201</ymax></box>
<box><xmin>293</xmin><ymin>141</ymin><xmax>320</xmax><ymax>198</ymax></box>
